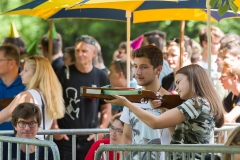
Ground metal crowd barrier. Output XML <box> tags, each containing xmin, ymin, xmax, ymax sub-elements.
<box><xmin>0</xmin><ymin>125</ymin><xmax>238</xmax><ymax>160</ymax></box>
<box><xmin>0</xmin><ymin>136</ymin><xmax>60</xmax><ymax>160</ymax></box>
<box><xmin>95</xmin><ymin>144</ymin><xmax>240</xmax><ymax>160</ymax></box>
<box><xmin>214</xmin><ymin>124</ymin><xmax>238</xmax><ymax>144</ymax></box>
<box><xmin>0</xmin><ymin>128</ymin><xmax>109</xmax><ymax>160</ymax></box>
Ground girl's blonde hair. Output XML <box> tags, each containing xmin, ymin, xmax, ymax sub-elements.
<box><xmin>225</xmin><ymin>126</ymin><xmax>240</xmax><ymax>160</ymax></box>
<box><xmin>26</xmin><ymin>56</ymin><xmax>65</xmax><ymax>119</ymax></box>
<box><xmin>176</xmin><ymin>64</ymin><xmax>224</xmax><ymax>128</ymax></box>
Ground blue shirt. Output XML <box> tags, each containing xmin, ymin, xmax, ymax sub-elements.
<box><xmin>159</xmin><ymin>60</ymin><xmax>173</xmax><ymax>85</ymax></box>
<box><xmin>0</xmin><ymin>76</ymin><xmax>25</xmax><ymax>130</ymax></box>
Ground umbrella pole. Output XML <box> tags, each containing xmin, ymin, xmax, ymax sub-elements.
<box><xmin>48</xmin><ymin>20</ymin><xmax>53</xmax><ymax>62</ymax></box>
<box><xmin>180</xmin><ymin>20</ymin><xmax>185</xmax><ymax>68</ymax></box>
<box><xmin>126</xmin><ymin>11</ymin><xmax>131</xmax><ymax>87</ymax></box>
<box><xmin>206</xmin><ymin>0</ymin><xmax>212</xmax><ymax>76</ymax></box>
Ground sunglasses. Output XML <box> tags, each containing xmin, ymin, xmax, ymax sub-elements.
<box><xmin>75</xmin><ymin>36</ymin><xmax>95</xmax><ymax>46</ymax></box>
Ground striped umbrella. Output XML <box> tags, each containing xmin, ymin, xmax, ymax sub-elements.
<box><xmin>3</xmin><ymin>0</ymin><xmax>240</xmax><ymax>85</ymax></box>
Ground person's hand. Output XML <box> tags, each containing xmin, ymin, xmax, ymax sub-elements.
<box><xmin>53</xmin><ymin>134</ymin><xmax>69</xmax><ymax>141</ymax></box>
<box><xmin>87</xmin><ymin>134</ymin><xmax>95</xmax><ymax>141</ymax></box>
<box><xmin>104</xmin><ymin>95</ymin><xmax>129</xmax><ymax>107</ymax></box>
<box><xmin>149</xmin><ymin>99</ymin><xmax>162</xmax><ymax>109</ymax></box>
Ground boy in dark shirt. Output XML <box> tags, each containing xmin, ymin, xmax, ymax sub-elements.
<box><xmin>3</xmin><ymin>102</ymin><xmax>53</xmax><ymax>160</ymax></box>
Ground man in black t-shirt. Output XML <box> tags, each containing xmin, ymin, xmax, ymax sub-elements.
<box><xmin>3</xmin><ymin>102</ymin><xmax>53</xmax><ymax>160</ymax></box>
<box><xmin>53</xmin><ymin>35</ymin><xmax>111</xmax><ymax>160</ymax></box>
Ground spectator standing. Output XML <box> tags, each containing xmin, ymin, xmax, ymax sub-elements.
<box><xmin>53</xmin><ymin>35</ymin><xmax>111</xmax><ymax>160</ymax></box>
<box><xmin>119</xmin><ymin>45</ymin><xmax>172</xmax><ymax>160</ymax></box>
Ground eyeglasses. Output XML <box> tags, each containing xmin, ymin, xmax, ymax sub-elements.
<box><xmin>115</xmin><ymin>59</ymin><xmax>124</xmax><ymax>73</ymax></box>
<box><xmin>75</xmin><ymin>36</ymin><xmax>95</xmax><ymax>46</ymax></box>
<box><xmin>17</xmin><ymin>121</ymin><xmax>38</xmax><ymax>128</ymax></box>
<box><xmin>109</xmin><ymin>126</ymin><xmax>123</xmax><ymax>135</ymax></box>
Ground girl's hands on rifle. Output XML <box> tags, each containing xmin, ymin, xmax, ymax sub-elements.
<box><xmin>104</xmin><ymin>95</ymin><xmax>129</xmax><ymax>107</ymax></box>
<box><xmin>150</xmin><ymin>92</ymin><xmax>169</xmax><ymax>113</ymax></box>
<box><xmin>150</xmin><ymin>99</ymin><xmax>162</xmax><ymax>109</ymax></box>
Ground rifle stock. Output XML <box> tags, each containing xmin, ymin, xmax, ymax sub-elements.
<box><xmin>0</xmin><ymin>98</ymin><xmax>14</xmax><ymax>109</ymax></box>
<box><xmin>80</xmin><ymin>86</ymin><xmax>185</xmax><ymax>109</ymax></box>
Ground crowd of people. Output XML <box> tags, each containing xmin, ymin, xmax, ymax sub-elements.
<box><xmin>0</xmin><ymin>22</ymin><xmax>240</xmax><ymax>160</ymax></box>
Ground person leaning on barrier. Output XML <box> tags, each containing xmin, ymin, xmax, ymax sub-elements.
<box><xmin>84</xmin><ymin>113</ymin><xmax>123</xmax><ymax>160</ymax></box>
<box><xmin>225</xmin><ymin>126</ymin><xmax>240</xmax><ymax>160</ymax></box>
<box><xmin>220</xmin><ymin>58</ymin><xmax>240</xmax><ymax>123</ymax></box>
<box><xmin>53</xmin><ymin>35</ymin><xmax>111</xmax><ymax>160</ymax></box>
<box><xmin>3</xmin><ymin>102</ymin><xmax>54</xmax><ymax>160</ymax></box>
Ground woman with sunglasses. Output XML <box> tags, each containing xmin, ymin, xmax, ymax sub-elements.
<box><xmin>220</xmin><ymin>58</ymin><xmax>240</xmax><ymax>123</ymax></box>
<box><xmin>84</xmin><ymin>113</ymin><xmax>123</xmax><ymax>160</ymax></box>
<box><xmin>0</xmin><ymin>55</ymin><xmax>65</xmax><ymax>139</ymax></box>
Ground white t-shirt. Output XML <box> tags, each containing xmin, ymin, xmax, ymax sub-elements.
<box><xmin>28</xmin><ymin>89</ymin><xmax>53</xmax><ymax>140</ymax></box>
<box><xmin>120</xmin><ymin>103</ymin><xmax>172</xmax><ymax>160</ymax></box>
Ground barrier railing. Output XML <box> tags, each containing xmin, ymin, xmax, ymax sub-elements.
<box><xmin>0</xmin><ymin>128</ymin><xmax>109</xmax><ymax>160</ymax></box>
<box><xmin>0</xmin><ymin>125</ymin><xmax>237</xmax><ymax>160</ymax></box>
<box><xmin>0</xmin><ymin>136</ymin><xmax>60</xmax><ymax>160</ymax></box>
<box><xmin>95</xmin><ymin>144</ymin><xmax>240</xmax><ymax>160</ymax></box>
<box><xmin>214</xmin><ymin>125</ymin><xmax>238</xmax><ymax>144</ymax></box>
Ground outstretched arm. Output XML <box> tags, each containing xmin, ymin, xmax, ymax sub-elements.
<box><xmin>105</xmin><ymin>95</ymin><xmax>186</xmax><ymax>129</ymax></box>
<box><xmin>0</xmin><ymin>91</ymin><xmax>34</xmax><ymax>124</ymax></box>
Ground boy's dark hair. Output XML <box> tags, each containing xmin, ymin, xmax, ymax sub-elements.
<box><xmin>12</xmin><ymin>102</ymin><xmax>42</xmax><ymax>134</ymax></box>
<box><xmin>111</xmin><ymin>59</ymin><xmax>133</xmax><ymax>80</ymax></box>
<box><xmin>0</xmin><ymin>44</ymin><xmax>20</xmax><ymax>66</ymax></box>
<box><xmin>132</xmin><ymin>45</ymin><xmax>163</xmax><ymax>68</ymax></box>
<box><xmin>40</xmin><ymin>33</ymin><xmax>62</xmax><ymax>55</ymax></box>
<box><xmin>112</xmin><ymin>113</ymin><xmax>124</xmax><ymax>126</ymax></box>
<box><xmin>198</xmin><ymin>26</ymin><xmax>224</xmax><ymax>47</ymax></box>
<box><xmin>3</xmin><ymin>37</ymin><xmax>26</xmax><ymax>55</ymax></box>
<box><xmin>143</xmin><ymin>30</ymin><xmax>166</xmax><ymax>50</ymax></box>
<box><xmin>119</xmin><ymin>41</ymin><xmax>127</xmax><ymax>50</ymax></box>
<box><xmin>65</xmin><ymin>46</ymin><xmax>75</xmax><ymax>63</ymax></box>
<box><xmin>3</xmin><ymin>37</ymin><xmax>25</xmax><ymax>48</ymax></box>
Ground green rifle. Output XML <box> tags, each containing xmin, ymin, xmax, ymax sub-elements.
<box><xmin>80</xmin><ymin>86</ymin><xmax>185</xmax><ymax>109</ymax></box>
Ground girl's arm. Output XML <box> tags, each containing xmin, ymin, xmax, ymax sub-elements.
<box><xmin>0</xmin><ymin>91</ymin><xmax>34</xmax><ymax>124</ymax></box>
<box><xmin>127</xmin><ymin>101</ymin><xmax>185</xmax><ymax>129</ymax></box>
<box><xmin>106</xmin><ymin>95</ymin><xmax>186</xmax><ymax>129</ymax></box>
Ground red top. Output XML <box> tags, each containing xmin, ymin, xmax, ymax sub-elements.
<box><xmin>84</xmin><ymin>138</ymin><xmax>120</xmax><ymax>160</ymax></box>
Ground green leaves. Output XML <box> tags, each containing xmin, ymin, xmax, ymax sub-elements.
<box><xmin>229</xmin><ymin>0</ymin><xmax>239</xmax><ymax>13</ymax></box>
<box><xmin>209</xmin><ymin>0</ymin><xmax>239</xmax><ymax>16</ymax></box>
<box><xmin>218</xmin><ymin>5</ymin><xmax>229</xmax><ymax>16</ymax></box>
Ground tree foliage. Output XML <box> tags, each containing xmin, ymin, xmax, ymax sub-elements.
<box><xmin>210</xmin><ymin>0</ymin><xmax>239</xmax><ymax>16</ymax></box>
<box><xmin>1</xmin><ymin>0</ymin><xmax>240</xmax><ymax>66</ymax></box>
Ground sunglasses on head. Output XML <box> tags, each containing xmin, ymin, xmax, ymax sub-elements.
<box><xmin>75</xmin><ymin>36</ymin><xmax>95</xmax><ymax>46</ymax></box>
